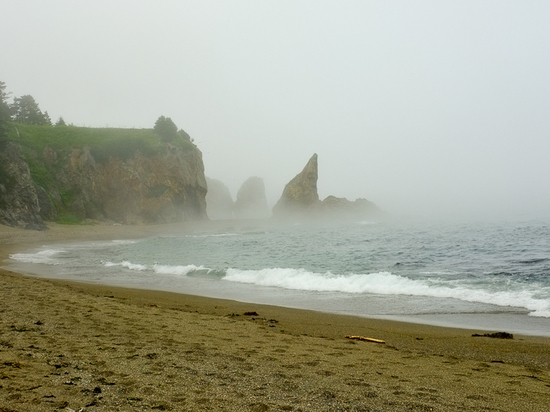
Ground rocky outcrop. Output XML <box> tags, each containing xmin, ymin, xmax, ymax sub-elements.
<box><xmin>0</xmin><ymin>140</ymin><xmax>208</xmax><ymax>228</ymax></box>
<box><xmin>90</xmin><ymin>144</ymin><xmax>208</xmax><ymax>223</ymax></box>
<box><xmin>272</xmin><ymin>153</ymin><xmax>383</xmax><ymax>221</ymax></box>
<box><xmin>234</xmin><ymin>177</ymin><xmax>270</xmax><ymax>219</ymax></box>
<box><xmin>316</xmin><ymin>196</ymin><xmax>383</xmax><ymax>220</ymax></box>
<box><xmin>0</xmin><ymin>142</ymin><xmax>47</xmax><ymax>230</ymax></box>
<box><xmin>272</xmin><ymin>154</ymin><xmax>319</xmax><ymax>218</ymax></box>
<box><xmin>206</xmin><ymin>177</ymin><xmax>234</xmax><ymax>220</ymax></box>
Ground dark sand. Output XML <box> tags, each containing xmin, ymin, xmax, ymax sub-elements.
<box><xmin>1</xmin><ymin>223</ymin><xmax>549</xmax><ymax>411</ymax></box>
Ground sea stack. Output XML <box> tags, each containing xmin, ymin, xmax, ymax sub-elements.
<box><xmin>205</xmin><ymin>177</ymin><xmax>234</xmax><ymax>220</ymax></box>
<box><xmin>234</xmin><ymin>177</ymin><xmax>270</xmax><ymax>219</ymax></box>
<box><xmin>272</xmin><ymin>153</ymin><xmax>319</xmax><ymax>218</ymax></box>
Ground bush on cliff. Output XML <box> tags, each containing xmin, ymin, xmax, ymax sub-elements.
<box><xmin>154</xmin><ymin>116</ymin><xmax>178</xmax><ymax>142</ymax></box>
<box><xmin>154</xmin><ymin>115</ymin><xmax>192</xmax><ymax>143</ymax></box>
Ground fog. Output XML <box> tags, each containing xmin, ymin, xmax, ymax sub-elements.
<box><xmin>2</xmin><ymin>1</ymin><xmax>550</xmax><ymax>220</ymax></box>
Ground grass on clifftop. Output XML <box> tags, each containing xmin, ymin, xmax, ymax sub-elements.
<box><xmin>6</xmin><ymin>123</ymin><xmax>195</xmax><ymax>163</ymax></box>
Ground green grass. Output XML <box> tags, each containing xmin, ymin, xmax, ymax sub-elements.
<box><xmin>6</xmin><ymin>123</ymin><xmax>195</xmax><ymax>163</ymax></box>
<box><xmin>55</xmin><ymin>212</ymin><xmax>82</xmax><ymax>225</ymax></box>
<box><xmin>59</xmin><ymin>188</ymin><xmax>77</xmax><ymax>206</ymax></box>
<box><xmin>27</xmin><ymin>160</ymin><xmax>53</xmax><ymax>189</ymax></box>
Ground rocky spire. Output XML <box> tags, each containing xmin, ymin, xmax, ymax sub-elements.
<box><xmin>272</xmin><ymin>153</ymin><xmax>319</xmax><ymax>218</ymax></box>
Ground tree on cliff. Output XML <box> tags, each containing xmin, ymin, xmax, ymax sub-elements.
<box><xmin>0</xmin><ymin>81</ymin><xmax>11</xmax><ymax>141</ymax></box>
<box><xmin>154</xmin><ymin>116</ymin><xmax>178</xmax><ymax>142</ymax></box>
<box><xmin>0</xmin><ymin>82</ymin><xmax>10</xmax><ymax>116</ymax></box>
<box><xmin>10</xmin><ymin>95</ymin><xmax>51</xmax><ymax>125</ymax></box>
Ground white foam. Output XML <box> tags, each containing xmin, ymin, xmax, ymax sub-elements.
<box><xmin>10</xmin><ymin>249</ymin><xmax>63</xmax><ymax>265</ymax></box>
<box><xmin>102</xmin><ymin>260</ymin><xmax>208</xmax><ymax>277</ymax></box>
<box><xmin>223</xmin><ymin>268</ymin><xmax>550</xmax><ymax>317</ymax></box>
<box><xmin>152</xmin><ymin>264</ymin><xmax>207</xmax><ymax>276</ymax></box>
<box><xmin>186</xmin><ymin>233</ymin><xmax>241</xmax><ymax>238</ymax></box>
<box><xmin>103</xmin><ymin>261</ymin><xmax>147</xmax><ymax>271</ymax></box>
<box><xmin>68</xmin><ymin>239</ymin><xmax>138</xmax><ymax>249</ymax></box>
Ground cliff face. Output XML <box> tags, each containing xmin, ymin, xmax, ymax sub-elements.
<box><xmin>89</xmin><ymin>144</ymin><xmax>207</xmax><ymax>224</ymax></box>
<box><xmin>0</xmin><ymin>142</ymin><xmax>46</xmax><ymax>230</ymax></box>
<box><xmin>0</xmin><ymin>140</ymin><xmax>208</xmax><ymax>228</ymax></box>
<box><xmin>272</xmin><ymin>153</ymin><xmax>319</xmax><ymax>218</ymax></box>
<box><xmin>234</xmin><ymin>176</ymin><xmax>270</xmax><ymax>219</ymax></box>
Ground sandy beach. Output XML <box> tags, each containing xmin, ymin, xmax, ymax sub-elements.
<box><xmin>1</xmin><ymin>223</ymin><xmax>549</xmax><ymax>411</ymax></box>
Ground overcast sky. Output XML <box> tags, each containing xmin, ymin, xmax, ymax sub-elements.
<box><xmin>2</xmin><ymin>1</ymin><xmax>549</xmax><ymax>220</ymax></box>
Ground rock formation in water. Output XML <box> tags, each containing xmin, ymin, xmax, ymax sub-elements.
<box><xmin>234</xmin><ymin>176</ymin><xmax>270</xmax><ymax>219</ymax></box>
<box><xmin>0</xmin><ymin>137</ymin><xmax>208</xmax><ymax>229</ymax></box>
<box><xmin>206</xmin><ymin>177</ymin><xmax>234</xmax><ymax>220</ymax></box>
<box><xmin>272</xmin><ymin>153</ymin><xmax>319</xmax><ymax>218</ymax></box>
<box><xmin>316</xmin><ymin>196</ymin><xmax>383</xmax><ymax>220</ymax></box>
<box><xmin>272</xmin><ymin>153</ymin><xmax>383</xmax><ymax>221</ymax></box>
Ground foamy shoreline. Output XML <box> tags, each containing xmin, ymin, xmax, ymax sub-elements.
<box><xmin>3</xmin><ymin>221</ymin><xmax>550</xmax><ymax>338</ymax></box>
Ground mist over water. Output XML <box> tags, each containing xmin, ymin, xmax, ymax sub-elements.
<box><xmin>8</xmin><ymin>217</ymin><xmax>550</xmax><ymax>336</ymax></box>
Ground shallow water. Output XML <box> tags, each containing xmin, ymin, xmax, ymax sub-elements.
<box><xmin>7</xmin><ymin>217</ymin><xmax>550</xmax><ymax>336</ymax></box>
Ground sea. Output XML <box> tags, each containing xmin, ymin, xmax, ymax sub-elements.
<box><xmin>6</xmin><ymin>217</ymin><xmax>550</xmax><ymax>337</ymax></box>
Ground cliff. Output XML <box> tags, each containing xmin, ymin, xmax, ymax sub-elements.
<box><xmin>0</xmin><ymin>141</ymin><xmax>46</xmax><ymax>230</ymax></box>
<box><xmin>0</xmin><ymin>125</ymin><xmax>208</xmax><ymax>229</ymax></box>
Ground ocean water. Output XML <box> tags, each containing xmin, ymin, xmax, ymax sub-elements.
<box><xmin>7</xmin><ymin>218</ymin><xmax>550</xmax><ymax>337</ymax></box>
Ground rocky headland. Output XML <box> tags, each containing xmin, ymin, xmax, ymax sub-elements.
<box><xmin>0</xmin><ymin>126</ymin><xmax>208</xmax><ymax>229</ymax></box>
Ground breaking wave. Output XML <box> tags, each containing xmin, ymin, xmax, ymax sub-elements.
<box><xmin>98</xmin><ymin>260</ymin><xmax>550</xmax><ymax>317</ymax></box>
<box><xmin>10</xmin><ymin>249</ymin><xmax>64</xmax><ymax>265</ymax></box>
<box><xmin>223</xmin><ymin>267</ymin><xmax>550</xmax><ymax>317</ymax></box>
<box><xmin>102</xmin><ymin>261</ymin><xmax>209</xmax><ymax>276</ymax></box>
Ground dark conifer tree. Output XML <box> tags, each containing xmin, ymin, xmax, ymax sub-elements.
<box><xmin>0</xmin><ymin>81</ymin><xmax>11</xmax><ymax>140</ymax></box>
<box><xmin>11</xmin><ymin>94</ymin><xmax>50</xmax><ymax>125</ymax></box>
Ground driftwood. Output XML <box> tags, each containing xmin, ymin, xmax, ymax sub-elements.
<box><xmin>472</xmin><ymin>332</ymin><xmax>514</xmax><ymax>339</ymax></box>
<box><xmin>345</xmin><ymin>335</ymin><xmax>385</xmax><ymax>344</ymax></box>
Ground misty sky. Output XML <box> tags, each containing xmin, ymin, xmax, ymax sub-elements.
<box><xmin>2</xmin><ymin>1</ymin><xmax>550</xmax><ymax>220</ymax></box>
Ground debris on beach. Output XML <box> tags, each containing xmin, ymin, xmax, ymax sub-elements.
<box><xmin>471</xmin><ymin>332</ymin><xmax>514</xmax><ymax>339</ymax></box>
<box><xmin>244</xmin><ymin>311</ymin><xmax>259</xmax><ymax>316</ymax></box>
<box><xmin>345</xmin><ymin>335</ymin><xmax>386</xmax><ymax>344</ymax></box>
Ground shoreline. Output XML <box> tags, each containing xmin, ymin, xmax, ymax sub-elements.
<box><xmin>3</xmin><ymin>221</ymin><xmax>550</xmax><ymax>339</ymax></box>
<box><xmin>2</xmin><ymin>221</ymin><xmax>550</xmax><ymax>345</ymax></box>
<box><xmin>1</xmin><ymin>222</ymin><xmax>550</xmax><ymax>411</ymax></box>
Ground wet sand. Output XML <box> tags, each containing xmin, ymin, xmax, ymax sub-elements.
<box><xmin>1</xmin><ymin>223</ymin><xmax>549</xmax><ymax>411</ymax></box>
